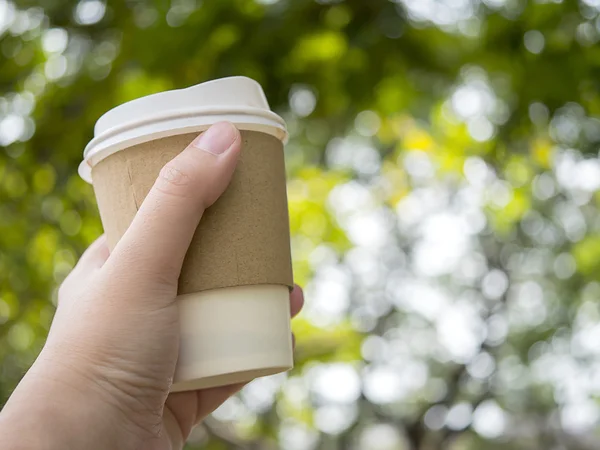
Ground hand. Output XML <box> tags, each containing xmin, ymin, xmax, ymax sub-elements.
<box><xmin>0</xmin><ymin>122</ymin><xmax>304</xmax><ymax>450</ymax></box>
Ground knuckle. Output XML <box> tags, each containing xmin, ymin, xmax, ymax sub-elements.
<box><xmin>154</xmin><ymin>163</ymin><xmax>193</xmax><ymax>198</ymax></box>
<box><xmin>57</xmin><ymin>274</ymin><xmax>74</xmax><ymax>300</ymax></box>
<box><xmin>56</xmin><ymin>282</ymin><xmax>68</xmax><ymax>304</ymax></box>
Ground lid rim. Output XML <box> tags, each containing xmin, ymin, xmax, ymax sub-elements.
<box><xmin>85</xmin><ymin>105</ymin><xmax>286</xmax><ymax>159</ymax></box>
<box><xmin>79</xmin><ymin>119</ymin><xmax>288</xmax><ymax>184</ymax></box>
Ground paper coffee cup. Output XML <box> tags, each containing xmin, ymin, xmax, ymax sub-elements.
<box><xmin>79</xmin><ymin>77</ymin><xmax>294</xmax><ymax>392</ymax></box>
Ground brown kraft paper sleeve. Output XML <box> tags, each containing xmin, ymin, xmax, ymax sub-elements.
<box><xmin>91</xmin><ymin>130</ymin><xmax>294</xmax><ymax>294</ymax></box>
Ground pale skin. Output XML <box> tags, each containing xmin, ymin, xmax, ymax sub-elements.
<box><xmin>0</xmin><ymin>122</ymin><xmax>304</xmax><ymax>450</ymax></box>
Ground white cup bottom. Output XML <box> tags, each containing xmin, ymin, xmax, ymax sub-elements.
<box><xmin>171</xmin><ymin>284</ymin><xmax>293</xmax><ymax>392</ymax></box>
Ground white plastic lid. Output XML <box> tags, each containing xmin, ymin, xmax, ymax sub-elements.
<box><xmin>79</xmin><ymin>76</ymin><xmax>288</xmax><ymax>183</ymax></box>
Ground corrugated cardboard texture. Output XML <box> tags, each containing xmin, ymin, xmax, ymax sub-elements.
<box><xmin>92</xmin><ymin>131</ymin><xmax>294</xmax><ymax>293</ymax></box>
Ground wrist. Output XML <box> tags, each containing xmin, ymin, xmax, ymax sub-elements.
<box><xmin>0</xmin><ymin>350</ymin><xmax>143</xmax><ymax>450</ymax></box>
<box><xmin>1</xmin><ymin>391</ymin><xmax>125</xmax><ymax>450</ymax></box>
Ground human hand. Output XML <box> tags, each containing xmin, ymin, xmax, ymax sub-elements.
<box><xmin>0</xmin><ymin>122</ymin><xmax>304</xmax><ymax>450</ymax></box>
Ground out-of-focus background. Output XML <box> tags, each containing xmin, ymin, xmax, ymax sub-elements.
<box><xmin>2</xmin><ymin>0</ymin><xmax>600</xmax><ymax>448</ymax></box>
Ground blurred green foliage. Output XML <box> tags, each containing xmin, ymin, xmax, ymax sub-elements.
<box><xmin>3</xmin><ymin>0</ymin><xmax>600</xmax><ymax>449</ymax></box>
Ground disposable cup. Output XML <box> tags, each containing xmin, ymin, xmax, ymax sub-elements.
<box><xmin>80</xmin><ymin>77</ymin><xmax>294</xmax><ymax>392</ymax></box>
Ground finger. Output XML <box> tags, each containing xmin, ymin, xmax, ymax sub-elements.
<box><xmin>165</xmin><ymin>382</ymin><xmax>246</xmax><ymax>440</ymax></box>
<box><xmin>195</xmin><ymin>383</ymin><xmax>245</xmax><ymax>423</ymax></box>
<box><xmin>109</xmin><ymin>122</ymin><xmax>241</xmax><ymax>285</ymax></box>
<box><xmin>58</xmin><ymin>236</ymin><xmax>110</xmax><ymax>303</ymax></box>
<box><xmin>290</xmin><ymin>284</ymin><xmax>304</xmax><ymax>318</ymax></box>
<box><xmin>74</xmin><ymin>235</ymin><xmax>110</xmax><ymax>273</ymax></box>
<box><xmin>164</xmin><ymin>392</ymin><xmax>198</xmax><ymax>445</ymax></box>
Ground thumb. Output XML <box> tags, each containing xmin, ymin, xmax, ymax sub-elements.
<box><xmin>108</xmin><ymin>121</ymin><xmax>241</xmax><ymax>285</ymax></box>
